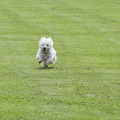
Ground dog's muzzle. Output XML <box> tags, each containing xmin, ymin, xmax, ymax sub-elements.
<box><xmin>43</xmin><ymin>47</ymin><xmax>46</xmax><ymax>51</ymax></box>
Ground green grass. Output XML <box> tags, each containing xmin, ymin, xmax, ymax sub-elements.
<box><xmin>0</xmin><ymin>0</ymin><xmax>120</xmax><ymax>119</ymax></box>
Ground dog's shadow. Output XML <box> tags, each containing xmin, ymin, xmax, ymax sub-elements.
<box><xmin>36</xmin><ymin>67</ymin><xmax>55</xmax><ymax>70</ymax></box>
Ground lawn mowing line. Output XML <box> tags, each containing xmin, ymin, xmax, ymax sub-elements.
<box><xmin>0</xmin><ymin>41</ymin><xmax>37</xmax><ymax>43</ymax></box>
<box><xmin>0</xmin><ymin>4</ymin><xmax>32</xmax><ymax>31</ymax></box>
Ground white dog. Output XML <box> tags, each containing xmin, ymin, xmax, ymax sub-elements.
<box><xmin>36</xmin><ymin>37</ymin><xmax>57</xmax><ymax>67</ymax></box>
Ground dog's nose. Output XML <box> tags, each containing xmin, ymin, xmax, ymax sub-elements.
<box><xmin>44</xmin><ymin>47</ymin><xmax>46</xmax><ymax>50</ymax></box>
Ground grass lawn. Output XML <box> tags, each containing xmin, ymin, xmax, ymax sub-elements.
<box><xmin>0</xmin><ymin>0</ymin><xmax>120</xmax><ymax>119</ymax></box>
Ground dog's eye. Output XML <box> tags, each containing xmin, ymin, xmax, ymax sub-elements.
<box><xmin>47</xmin><ymin>44</ymin><xmax>49</xmax><ymax>46</ymax></box>
<box><xmin>42</xmin><ymin>44</ymin><xmax>44</xmax><ymax>46</ymax></box>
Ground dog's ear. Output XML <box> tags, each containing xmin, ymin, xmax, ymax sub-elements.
<box><xmin>48</xmin><ymin>37</ymin><xmax>52</xmax><ymax>42</ymax></box>
<box><xmin>39</xmin><ymin>37</ymin><xmax>43</xmax><ymax>46</ymax></box>
<box><xmin>48</xmin><ymin>37</ymin><xmax>53</xmax><ymax>47</ymax></box>
<box><xmin>40</xmin><ymin>37</ymin><xmax>44</xmax><ymax>41</ymax></box>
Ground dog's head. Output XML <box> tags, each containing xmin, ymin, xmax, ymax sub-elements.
<box><xmin>39</xmin><ymin>37</ymin><xmax>53</xmax><ymax>52</ymax></box>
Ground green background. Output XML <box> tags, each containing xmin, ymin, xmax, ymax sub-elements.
<box><xmin>0</xmin><ymin>0</ymin><xmax>120</xmax><ymax>119</ymax></box>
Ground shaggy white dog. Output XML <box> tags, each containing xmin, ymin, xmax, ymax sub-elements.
<box><xmin>36</xmin><ymin>37</ymin><xmax>57</xmax><ymax>67</ymax></box>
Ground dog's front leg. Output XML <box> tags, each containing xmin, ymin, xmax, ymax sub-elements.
<box><xmin>36</xmin><ymin>56</ymin><xmax>43</xmax><ymax>63</ymax></box>
<box><xmin>36</xmin><ymin>49</ymin><xmax>43</xmax><ymax>63</ymax></box>
<box><xmin>44</xmin><ymin>61</ymin><xmax>49</xmax><ymax>67</ymax></box>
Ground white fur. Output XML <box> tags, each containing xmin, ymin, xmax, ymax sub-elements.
<box><xmin>36</xmin><ymin>37</ymin><xmax>57</xmax><ymax>67</ymax></box>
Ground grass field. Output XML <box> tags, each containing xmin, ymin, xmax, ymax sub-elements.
<box><xmin>0</xmin><ymin>0</ymin><xmax>120</xmax><ymax>119</ymax></box>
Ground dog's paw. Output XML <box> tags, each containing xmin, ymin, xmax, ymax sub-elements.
<box><xmin>45</xmin><ymin>65</ymin><xmax>48</xmax><ymax>67</ymax></box>
<box><xmin>38</xmin><ymin>61</ymin><xmax>42</xmax><ymax>63</ymax></box>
